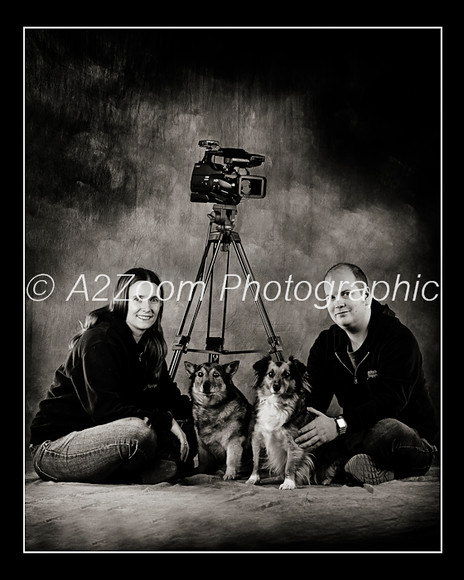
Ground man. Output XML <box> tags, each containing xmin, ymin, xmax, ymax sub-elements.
<box><xmin>296</xmin><ymin>263</ymin><xmax>438</xmax><ymax>485</ymax></box>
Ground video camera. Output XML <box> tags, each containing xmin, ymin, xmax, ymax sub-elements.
<box><xmin>190</xmin><ymin>140</ymin><xmax>267</xmax><ymax>205</ymax></box>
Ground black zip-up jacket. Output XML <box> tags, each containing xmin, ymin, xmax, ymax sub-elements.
<box><xmin>30</xmin><ymin>312</ymin><xmax>192</xmax><ymax>446</ymax></box>
<box><xmin>305</xmin><ymin>300</ymin><xmax>438</xmax><ymax>444</ymax></box>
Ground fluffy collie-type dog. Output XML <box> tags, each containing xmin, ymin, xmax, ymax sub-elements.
<box><xmin>246</xmin><ymin>356</ymin><xmax>316</xmax><ymax>490</ymax></box>
<box><xmin>185</xmin><ymin>360</ymin><xmax>251</xmax><ymax>480</ymax></box>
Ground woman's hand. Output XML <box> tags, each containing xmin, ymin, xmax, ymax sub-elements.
<box><xmin>170</xmin><ymin>418</ymin><xmax>189</xmax><ymax>462</ymax></box>
<box><xmin>295</xmin><ymin>407</ymin><xmax>338</xmax><ymax>450</ymax></box>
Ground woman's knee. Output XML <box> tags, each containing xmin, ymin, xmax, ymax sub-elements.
<box><xmin>116</xmin><ymin>417</ymin><xmax>158</xmax><ymax>460</ymax></box>
<box><xmin>128</xmin><ymin>416</ymin><xmax>157</xmax><ymax>445</ymax></box>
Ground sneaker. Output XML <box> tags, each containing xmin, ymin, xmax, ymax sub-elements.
<box><xmin>140</xmin><ymin>459</ymin><xmax>178</xmax><ymax>484</ymax></box>
<box><xmin>344</xmin><ymin>454</ymin><xmax>394</xmax><ymax>485</ymax></box>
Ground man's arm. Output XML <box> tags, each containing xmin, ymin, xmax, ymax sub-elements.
<box><xmin>295</xmin><ymin>331</ymin><xmax>340</xmax><ymax>450</ymax></box>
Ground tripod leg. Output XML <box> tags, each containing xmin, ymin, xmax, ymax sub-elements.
<box><xmin>169</xmin><ymin>233</ymin><xmax>225</xmax><ymax>378</ymax></box>
<box><xmin>231</xmin><ymin>235</ymin><xmax>284</xmax><ymax>361</ymax></box>
<box><xmin>174</xmin><ymin>222</ymin><xmax>213</xmax><ymax>337</ymax></box>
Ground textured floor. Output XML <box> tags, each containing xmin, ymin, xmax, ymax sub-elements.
<box><xmin>24</xmin><ymin>457</ymin><xmax>441</xmax><ymax>553</ymax></box>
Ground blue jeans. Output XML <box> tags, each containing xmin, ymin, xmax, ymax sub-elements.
<box><xmin>30</xmin><ymin>417</ymin><xmax>194</xmax><ymax>483</ymax></box>
<box><xmin>314</xmin><ymin>418</ymin><xmax>437</xmax><ymax>479</ymax></box>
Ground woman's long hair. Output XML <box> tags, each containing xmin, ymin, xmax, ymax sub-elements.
<box><xmin>70</xmin><ymin>268</ymin><xmax>168</xmax><ymax>383</ymax></box>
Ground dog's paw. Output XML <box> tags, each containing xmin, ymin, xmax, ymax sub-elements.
<box><xmin>246</xmin><ymin>474</ymin><xmax>261</xmax><ymax>485</ymax></box>
<box><xmin>223</xmin><ymin>468</ymin><xmax>237</xmax><ymax>480</ymax></box>
<box><xmin>279</xmin><ymin>478</ymin><xmax>296</xmax><ymax>490</ymax></box>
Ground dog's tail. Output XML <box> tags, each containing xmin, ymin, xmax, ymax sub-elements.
<box><xmin>295</xmin><ymin>453</ymin><xmax>316</xmax><ymax>486</ymax></box>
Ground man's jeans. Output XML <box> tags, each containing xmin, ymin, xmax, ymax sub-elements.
<box><xmin>314</xmin><ymin>418</ymin><xmax>437</xmax><ymax>480</ymax></box>
<box><xmin>30</xmin><ymin>417</ymin><xmax>164</xmax><ymax>483</ymax></box>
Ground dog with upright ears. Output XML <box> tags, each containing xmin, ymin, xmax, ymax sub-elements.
<box><xmin>246</xmin><ymin>356</ymin><xmax>316</xmax><ymax>490</ymax></box>
<box><xmin>185</xmin><ymin>360</ymin><xmax>251</xmax><ymax>480</ymax></box>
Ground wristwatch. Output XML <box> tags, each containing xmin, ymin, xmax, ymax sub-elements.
<box><xmin>334</xmin><ymin>415</ymin><xmax>347</xmax><ymax>436</ymax></box>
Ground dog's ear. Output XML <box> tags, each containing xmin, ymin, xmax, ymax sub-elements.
<box><xmin>289</xmin><ymin>356</ymin><xmax>307</xmax><ymax>378</ymax></box>
<box><xmin>289</xmin><ymin>356</ymin><xmax>312</xmax><ymax>393</ymax></box>
<box><xmin>184</xmin><ymin>361</ymin><xmax>197</xmax><ymax>377</ymax></box>
<box><xmin>223</xmin><ymin>360</ymin><xmax>240</xmax><ymax>376</ymax></box>
<box><xmin>252</xmin><ymin>355</ymin><xmax>272</xmax><ymax>375</ymax></box>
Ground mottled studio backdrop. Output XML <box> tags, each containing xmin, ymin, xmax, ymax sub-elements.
<box><xmin>24</xmin><ymin>28</ymin><xmax>441</xmax><ymax>437</ymax></box>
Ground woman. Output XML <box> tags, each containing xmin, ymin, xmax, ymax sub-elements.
<box><xmin>29</xmin><ymin>267</ymin><xmax>196</xmax><ymax>484</ymax></box>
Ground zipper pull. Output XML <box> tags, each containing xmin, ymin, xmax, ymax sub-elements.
<box><xmin>354</xmin><ymin>376</ymin><xmax>358</xmax><ymax>384</ymax></box>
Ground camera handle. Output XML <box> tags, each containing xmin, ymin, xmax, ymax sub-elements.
<box><xmin>168</xmin><ymin>204</ymin><xmax>284</xmax><ymax>379</ymax></box>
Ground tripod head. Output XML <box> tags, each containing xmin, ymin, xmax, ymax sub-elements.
<box><xmin>207</xmin><ymin>204</ymin><xmax>238</xmax><ymax>233</ymax></box>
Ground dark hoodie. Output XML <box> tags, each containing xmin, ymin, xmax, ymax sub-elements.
<box><xmin>306</xmin><ymin>300</ymin><xmax>438</xmax><ymax>444</ymax></box>
<box><xmin>30</xmin><ymin>312</ymin><xmax>192</xmax><ymax>446</ymax></box>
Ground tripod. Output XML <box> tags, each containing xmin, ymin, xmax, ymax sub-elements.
<box><xmin>168</xmin><ymin>204</ymin><xmax>284</xmax><ymax>379</ymax></box>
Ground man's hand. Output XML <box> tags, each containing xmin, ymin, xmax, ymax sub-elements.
<box><xmin>295</xmin><ymin>407</ymin><xmax>338</xmax><ymax>450</ymax></box>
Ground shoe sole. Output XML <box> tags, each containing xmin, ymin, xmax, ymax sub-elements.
<box><xmin>344</xmin><ymin>454</ymin><xmax>394</xmax><ymax>485</ymax></box>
